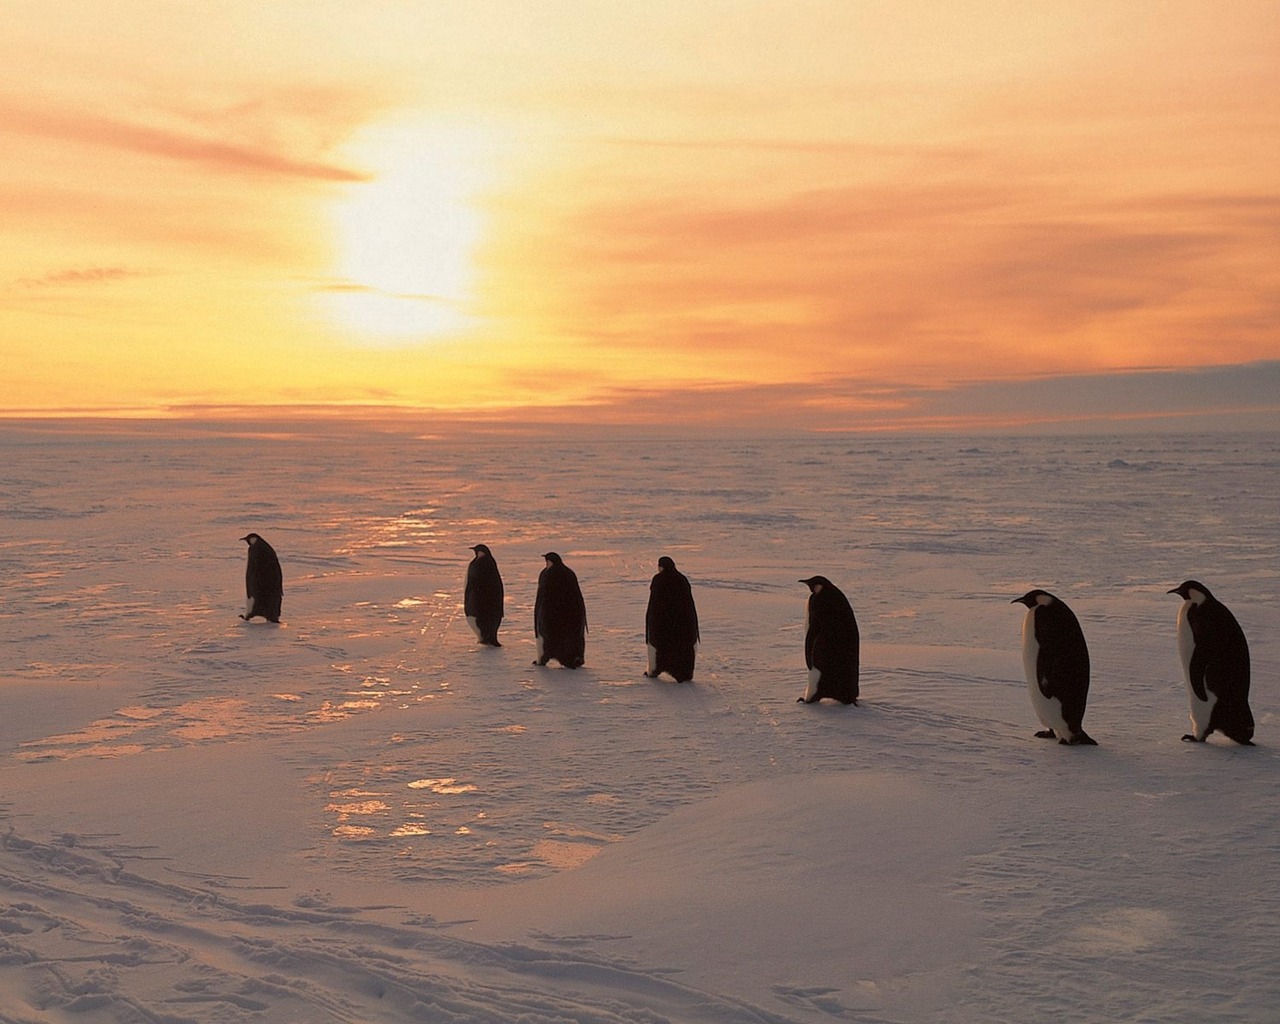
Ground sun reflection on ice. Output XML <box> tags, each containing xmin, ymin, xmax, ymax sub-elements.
<box><xmin>408</xmin><ymin>778</ymin><xmax>477</xmax><ymax>795</ymax></box>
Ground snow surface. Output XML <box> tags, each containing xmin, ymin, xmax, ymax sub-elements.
<box><xmin>1</xmin><ymin>422</ymin><xmax>1277</xmax><ymax>1023</ymax></box>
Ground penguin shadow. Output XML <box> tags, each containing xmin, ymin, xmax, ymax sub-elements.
<box><xmin>642</xmin><ymin>669</ymin><xmax>696</xmax><ymax>687</ymax></box>
<box><xmin>526</xmin><ymin>656</ymin><xmax>597</xmax><ymax>680</ymax></box>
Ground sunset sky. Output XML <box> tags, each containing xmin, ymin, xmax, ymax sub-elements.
<box><xmin>3</xmin><ymin>1</ymin><xmax>1278</xmax><ymax>431</ymax></box>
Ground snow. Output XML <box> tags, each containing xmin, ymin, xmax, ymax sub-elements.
<box><xmin>1</xmin><ymin>422</ymin><xmax>1277</xmax><ymax>1022</ymax></box>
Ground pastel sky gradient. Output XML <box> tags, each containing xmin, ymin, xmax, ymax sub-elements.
<box><xmin>3</xmin><ymin>1</ymin><xmax>1278</xmax><ymax>430</ymax></box>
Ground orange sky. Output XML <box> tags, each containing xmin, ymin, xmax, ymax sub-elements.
<box><xmin>2</xmin><ymin>1</ymin><xmax>1278</xmax><ymax>430</ymax></box>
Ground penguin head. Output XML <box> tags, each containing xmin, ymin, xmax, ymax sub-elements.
<box><xmin>658</xmin><ymin>556</ymin><xmax>676</xmax><ymax>571</ymax></box>
<box><xmin>471</xmin><ymin>544</ymin><xmax>492</xmax><ymax>557</ymax></box>
<box><xmin>1012</xmin><ymin>588</ymin><xmax>1054</xmax><ymax>608</ymax></box>
<box><xmin>799</xmin><ymin>575</ymin><xmax>832</xmax><ymax>593</ymax></box>
<box><xmin>241</xmin><ymin>533</ymin><xmax>261</xmax><ymax>546</ymax></box>
<box><xmin>542</xmin><ymin>552</ymin><xmax>563</xmax><ymax>566</ymax></box>
<box><xmin>1168</xmin><ymin>580</ymin><xmax>1211</xmax><ymax>603</ymax></box>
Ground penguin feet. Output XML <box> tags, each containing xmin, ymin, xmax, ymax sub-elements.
<box><xmin>1180</xmin><ymin>733</ymin><xmax>1203</xmax><ymax>743</ymax></box>
<box><xmin>643</xmin><ymin>671</ymin><xmax>658</xmax><ymax>679</ymax></box>
<box><xmin>533</xmin><ymin>657</ymin><xmax>549</xmax><ymax>667</ymax></box>
<box><xmin>481</xmin><ymin>639</ymin><xmax>502</xmax><ymax>647</ymax></box>
<box><xmin>1062</xmin><ymin>733</ymin><xmax>1098</xmax><ymax>746</ymax></box>
<box><xmin>1034</xmin><ymin>729</ymin><xmax>1058</xmax><ymax>739</ymax></box>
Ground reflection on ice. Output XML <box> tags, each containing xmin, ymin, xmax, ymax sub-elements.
<box><xmin>408</xmin><ymin>778</ymin><xmax>477</xmax><ymax>795</ymax></box>
<box><xmin>325</xmin><ymin>799</ymin><xmax>391</xmax><ymax>816</ymax></box>
<box><xmin>530</xmin><ymin>839</ymin><xmax>605</xmax><ymax>870</ymax></box>
<box><xmin>390</xmin><ymin>823</ymin><xmax>432</xmax><ymax>837</ymax></box>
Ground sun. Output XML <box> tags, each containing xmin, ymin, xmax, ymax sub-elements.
<box><xmin>320</xmin><ymin>116</ymin><xmax>503</xmax><ymax>343</ymax></box>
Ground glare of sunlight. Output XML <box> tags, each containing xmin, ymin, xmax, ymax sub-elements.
<box><xmin>321</xmin><ymin>115</ymin><xmax>505</xmax><ymax>343</ymax></box>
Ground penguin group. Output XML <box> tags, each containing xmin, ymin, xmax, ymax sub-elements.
<box><xmin>1013</xmin><ymin>582</ymin><xmax>1254</xmax><ymax>747</ymax></box>
<box><xmin>236</xmin><ymin>535</ymin><xmax>1258</xmax><ymax>747</ymax></box>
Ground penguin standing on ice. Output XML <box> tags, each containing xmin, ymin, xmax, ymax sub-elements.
<box><xmin>240</xmin><ymin>533</ymin><xmax>283</xmax><ymax>623</ymax></box>
<box><xmin>1168</xmin><ymin>580</ymin><xmax>1254</xmax><ymax>745</ymax></box>
<box><xmin>533</xmin><ymin>552</ymin><xmax>587</xmax><ymax>668</ymax></box>
<box><xmin>1011</xmin><ymin>589</ymin><xmax>1096</xmax><ymax>745</ymax></box>
<box><xmin>798</xmin><ymin>576</ymin><xmax>859</xmax><ymax>704</ymax></box>
<box><xmin>644</xmin><ymin>556</ymin><xmax>700</xmax><ymax>682</ymax></box>
<box><xmin>465</xmin><ymin>544</ymin><xmax>504</xmax><ymax>646</ymax></box>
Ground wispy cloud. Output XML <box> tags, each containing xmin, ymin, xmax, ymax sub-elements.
<box><xmin>532</xmin><ymin>171</ymin><xmax>1280</xmax><ymax>379</ymax></box>
<box><xmin>16</xmin><ymin>265</ymin><xmax>153</xmax><ymax>288</ymax></box>
<box><xmin>546</xmin><ymin>362</ymin><xmax>1280</xmax><ymax>433</ymax></box>
<box><xmin>0</xmin><ymin>97</ymin><xmax>368</xmax><ymax>181</ymax></box>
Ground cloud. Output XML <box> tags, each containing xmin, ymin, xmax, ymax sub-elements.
<box><xmin>0</xmin><ymin>97</ymin><xmax>368</xmax><ymax>182</ymax></box>
<box><xmin>516</xmin><ymin>361</ymin><xmax>1280</xmax><ymax>434</ymax></box>
<box><xmin>16</xmin><ymin>266</ymin><xmax>153</xmax><ymax>288</ymax></box>
<box><xmin>528</xmin><ymin>170</ymin><xmax>1280</xmax><ymax>381</ymax></box>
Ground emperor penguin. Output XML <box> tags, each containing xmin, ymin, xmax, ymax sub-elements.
<box><xmin>464</xmin><ymin>544</ymin><xmax>504</xmax><ymax>646</ymax></box>
<box><xmin>1168</xmin><ymin>580</ymin><xmax>1254</xmax><ymax>745</ymax></box>
<box><xmin>798</xmin><ymin>576</ymin><xmax>859</xmax><ymax>705</ymax></box>
<box><xmin>533</xmin><ymin>552</ymin><xmax>587</xmax><ymax>668</ymax></box>
<box><xmin>1011</xmin><ymin>589</ymin><xmax>1096</xmax><ymax>745</ymax></box>
<box><xmin>240</xmin><ymin>533</ymin><xmax>283</xmax><ymax>623</ymax></box>
<box><xmin>644</xmin><ymin>556</ymin><xmax>700</xmax><ymax>682</ymax></box>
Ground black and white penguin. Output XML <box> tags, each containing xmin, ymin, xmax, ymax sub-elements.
<box><xmin>465</xmin><ymin>544</ymin><xmax>504</xmax><ymax>646</ymax></box>
<box><xmin>1168</xmin><ymin>580</ymin><xmax>1254</xmax><ymax>745</ymax></box>
<box><xmin>798</xmin><ymin>576</ymin><xmax>859</xmax><ymax>705</ymax></box>
<box><xmin>533</xmin><ymin>552</ymin><xmax>587</xmax><ymax>668</ymax></box>
<box><xmin>240</xmin><ymin>533</ymin><xmax>283</xmax><ymax>623</ymax></box>
<box><xmin>644</xmin><ymin>556</ymin><xmax>700</xmax><ymax>683</ymax></box>
<box><xmin>1011</xmin><ymin>589</ymin><xmax>1096</xmax><ymax>745</ymax></box>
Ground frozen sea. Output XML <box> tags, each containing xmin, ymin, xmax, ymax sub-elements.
<box><xmin>0</xmin><ymin>420</ymin><xmax>1277</xmax><ymax>1023</ymax></box>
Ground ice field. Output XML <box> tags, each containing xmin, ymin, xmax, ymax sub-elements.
<box><xmin>1</xmin><ymin>420</ymin><xmax>1277</xmax><ymax>1023</ymax></box>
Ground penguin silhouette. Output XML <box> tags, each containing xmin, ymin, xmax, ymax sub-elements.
<box><xmin>534</xmin><ymin>552</ymin><xmax>587</xmax><ymax>668</ymax></box>
<box><xmin>798</xmin><ymin>576</ymin><xmax>859</xmax><ymax>704</ymax></box>
<box><xmin>1168</xmin><ymin>580</ymin><xmax>1254</xmax><ymax>745</ymax></box>
<box><xmin>240</xmin><ymin>533</ymin><xmax>282</xmax><ymax>623</ymax></box>
<box><xmin>465</xmin><ymin>544</ymin><xmax>504</xmax><ymax>646</ymax></box>
<box><xmin>644</xmin><ymin>556</ymin><xmax>700</xmax><ymax>682</ymax></box>
<box><xmin>1012</xmin><ymin>589</ymin><xmax>1096</xmax><ymax>745</ymax></box>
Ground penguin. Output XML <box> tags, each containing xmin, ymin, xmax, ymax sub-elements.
<box><xmin>533</xmin><ymin>552</ymin><xmax>587</xmax><ymax>668</ymax></box>
<box><xmin>798</xmin><ymin>576</ymin><xmax>859</xmax><ymax>705</ymax></box>
<box><xmin>1011</xmin><ymin>589</ymin><xmax>1096</xmax><ymax>745</ymax></box>
<box><xmin>644</xmin><ymin>556</ymin><xmax>700</xmax><ymax>682</ymax></box>
<box><xmin>464</xmin><ymin>544</ymin><xmax>504</xmax><ymax>646</ymax></box>
<box><xmin>240</xmin><ymin>533</ymin><xmax>283</xmax><ymax>623</ymax></box>
<box><xmin>1168</xmin><ymin>580</ymin><xmax>1254</xmax><ymax>745</ymax></box>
